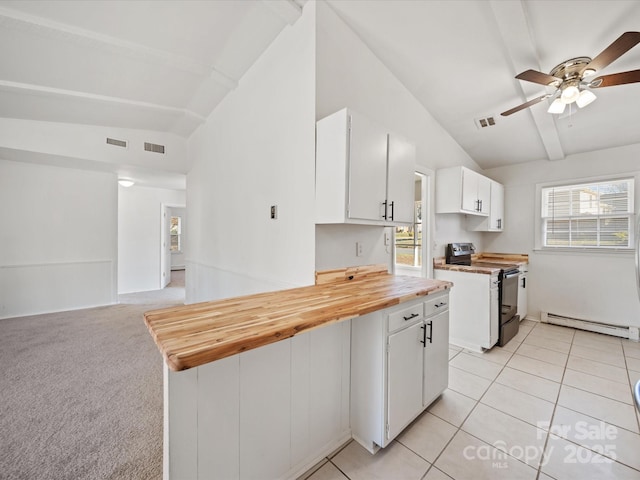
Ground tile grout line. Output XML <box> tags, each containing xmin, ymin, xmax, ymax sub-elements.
<box><xmin>536</xmin><ymin>326</ymin><xmax>574</xmax><ymax>480</ymax></box>
<box><xmin>423</xmin><ymin>324</ymin><xmax>531</xmax><ymax>478</ymax></box>
<box><xmin>541</xmin><ymin>329</ymin><xmax>640</xmax><ymax>476</ymax></box>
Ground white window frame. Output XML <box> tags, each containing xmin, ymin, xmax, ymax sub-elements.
<box><xmin>535</xmin><ymin>174</ymin><xmax>636</xmax><ymax>253</ymax></box>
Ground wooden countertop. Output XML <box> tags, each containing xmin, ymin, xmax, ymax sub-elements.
<box><xmin>433</xmin><ymin>252</ymin><xmax>528</xmax><ymax>275</ymax></box>
<box><xmin>144</xmin><ymin>266</ymin><xmax>452</xmax><ymax>371</ymax></box>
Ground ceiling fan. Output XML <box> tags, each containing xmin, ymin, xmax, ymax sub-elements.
<box><xmin>501</xmin><ymin>31</ymin><xmax>640</xmax><ymax>116</ymax></box>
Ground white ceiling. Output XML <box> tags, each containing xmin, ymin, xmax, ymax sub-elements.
<box><xmin>1</xmin><ymin>0</ymin><xmax>639</xmax><ymax>179</ymax></box>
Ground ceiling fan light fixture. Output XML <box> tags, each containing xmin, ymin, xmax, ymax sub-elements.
<box><xmin>576</xmin><ymin>89</ymin><xmax>597</xmax><ymax>108</ymax></box>
<box><xmin>547</xmin><ymin>98</ymin><xmax>566</xmax><ymax>114</ymax></box>
<box><xmin>560</xmin><ymin>84</ymin><xmax>580</xmax><ymax>104</ymax></box>
<box><xmin>583</xmin><ymin>68</ymin><xmax>597</xmax><ymax>77</ymax></box>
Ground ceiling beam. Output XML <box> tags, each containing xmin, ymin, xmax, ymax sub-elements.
<box><xmin>0</xmin><ymin>6</ymin><xmax>238</xmax><ymax>91</ymax></box>
<box><xmin>489</xmin><ymin>0</ymin><xmax>565</xmax><ymax>161</ymax></box>
<box><xmin>262</xmin><ymin>0</ymin><xmax>303</xmax><ymax>26</ymax></box>
<box><xmin>0</xmin><ymin>79</ymin><xmax>207</xmax><ymax>124</ymax></box>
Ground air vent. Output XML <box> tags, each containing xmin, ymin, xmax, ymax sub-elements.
<box><xmin>106</xmin><ymin>137</ymin><xmax>128</xmax><ymax>148</ymax></box>
<box><xmin>144</xmin><ymin>142</ymin><xmax>165</xmax><ymax>154</ymax></box>
<box><xmin>474</xmin><ymin>116</ymin><xmax>497</xmax><ymax>129</ymax></box>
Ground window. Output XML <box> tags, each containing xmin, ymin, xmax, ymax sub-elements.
<box><xmin>541</xmin><ymin>178</ymin><xmax>634</xmax><ymax>249</ymax></box>
<box><xmin>395</xmin><ymin>200</ymin><xmax>422</xmax><ymax>266</ymax></box>
<box><xmin>170</xmin><ymin>216</ymin><xmax>182</xmax><ymax>253</ymax></box>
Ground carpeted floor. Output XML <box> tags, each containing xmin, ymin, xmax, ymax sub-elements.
<box><xmin>0</xmin><ymin>271</ymin><xmax>185</xmax><ymax>480</ymax></box>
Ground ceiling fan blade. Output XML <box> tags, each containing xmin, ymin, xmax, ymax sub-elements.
<box><xmin>589</xmin><ymin>69</ymin><xmax>640</xmax><ymax>87</ymax></box>
<box><xmin>500</xmin><ymin>94</ymin><xmax>550</xmax><ymax>117</ymax></box>
<box><xmin>584</xmin><ymin>31</ymin><xmax>640</xmax><ymax>73</ymax></box>
<box><xmin>515</xmin><ymin>69</ymin><xmax>560</xmax><ymax>86</ymax></box>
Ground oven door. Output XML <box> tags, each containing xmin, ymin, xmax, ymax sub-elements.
<box><xmin>501</xmin><ymin>269</ymin><xmax>519</xmax><ymax>324</ymax></box>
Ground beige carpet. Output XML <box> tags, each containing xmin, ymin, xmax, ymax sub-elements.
<box><xmin>0</xmin><ymin>273</ymin><xmax>185</xmax><ymax>480</ymax></box>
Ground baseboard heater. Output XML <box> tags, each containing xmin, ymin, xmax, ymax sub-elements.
<box><xmin>541</xmin><ymin>312</ymin><xmax>639</xmax><ymax>340</ymax></box>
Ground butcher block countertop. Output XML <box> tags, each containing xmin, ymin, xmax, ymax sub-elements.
<box><xmin>144</xmin><ymin>265</ymin><xmax>452</xmax><ymax>371</ymax></box>
<box><xmin>434</xmin><ymin>252</ymin><xmax>528</xmax><ymax>275</ymax></box>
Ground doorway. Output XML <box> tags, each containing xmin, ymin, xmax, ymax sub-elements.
<box><xmin>394</xmin><ymin>168</ymin><xmax>433</xmax><ymax>278</ymax></box>
<box><xmin>161</xmin><ymin>204</ymin><xmax>186</xmax><ymax>288</ymax></box>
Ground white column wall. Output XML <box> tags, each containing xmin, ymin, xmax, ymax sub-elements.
<box><xmin>0</xmin><ymin>159</ymin><xmax>117</xmax><ymax>318</ymax></box>
<box><xmin>186</xmin><ymin>1</ymin><xmax>316</xmax><ymax>303</ymax></box>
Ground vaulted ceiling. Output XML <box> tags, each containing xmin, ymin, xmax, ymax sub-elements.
<box><xmin>1</xmin><ymin>0</ymin><xmax>639</xmax><ymax>180</ymax></box>
<box><xmin>0</xmin><ymin>0</ymin><xmax>303</xmax><ymax>137</ymax></box>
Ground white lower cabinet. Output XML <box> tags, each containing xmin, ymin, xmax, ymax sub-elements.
<box><xmin>423</xmin><ymin>309</ymin><xmax>449</xmax><ymax>407</ymax></box>
<box><xmin>387</xmin><ymin>321</ymin><xmax>424</xmax><ymax>441</ymax></box>
<box><xmin>351</xmin><ymin>291</ymin><xmax>450</xmax><ymax>453</ymax></box>
<box><xmin>434</xmin><ymin>269</ymin><xmax>499</xmax><ymax>351</ymax></box>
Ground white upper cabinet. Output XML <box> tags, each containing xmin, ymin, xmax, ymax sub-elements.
<box><xmin>436</xmin><ymin>166</ymin><xmax>492</xmax><ymax>217</ymax></box>
<box><xmin>468</xmin><ymin>180</ymin><xmax>505</xmax><ymax>232</ymax></box>
<box><xmin>386</xmin><ymin>134</ymin><xmax>416</xmax><ymax>224</ymax></box>
<box><xmin>346</xmin><ymin>110</ymin><xmax>389</xmax><ymax>222</ymax></box>
<box><xmin>315</xmin><ymin>108</ymin><xmax>415</xmax><ymax>225</ymax></box>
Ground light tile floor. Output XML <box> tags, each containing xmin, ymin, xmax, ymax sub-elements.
<box><xmin>300</xmin><ymin>319</ymin><xmax>640</xmax><ymax>480</ymax></box>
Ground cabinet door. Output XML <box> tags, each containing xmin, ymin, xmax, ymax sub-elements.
<box><xmin>477</xmin><ymin>175</ymin><xmax>491</xmax><ymax>215</ymax></box>
<box><xmin>348</xmin><ymin>111</ymin><xmax>389</xmax><ymax>221</ymax></box>
<box><xmin>518</xmin><ymin>273</ymin><xmax>528</xmax><ymax>320</ymax></box>
<box><xmin>461</xmin><ymin>168</ymin><xmax>479</xmax><ymax>213</ymax></box>
<box><xmin>423</xmin><ymin>310</ymin><xmax>449</xmax><ymax>407</ymax></box>
<box><xmin>386</xmin><ymin>134</ymin><xmax>416</xmax><ymax>224</ymax></box>
<box><xmin>386</xmin><ymin>322</ymin><xmax>423</xmax><ymax>443</ymax></box>
<box><xmin>490</xmin><ymin>181</ymin><xmax>504</xmax><ymax>230</ymax></box>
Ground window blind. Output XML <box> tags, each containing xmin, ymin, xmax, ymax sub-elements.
<box><xmin>541</xmin><ymin>178</ymin><xmax>634</xmax><ymax>248</ymax></box>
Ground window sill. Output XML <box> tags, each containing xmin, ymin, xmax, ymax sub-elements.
<box><xmin>533</xmin><ymin>247</ymin><xmax>634</xmax><ymax>255</ymax></box>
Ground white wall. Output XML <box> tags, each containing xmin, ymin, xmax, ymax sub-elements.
<box><xmin>118</xmin><ymin>186</ymin><xmax>185</xmax><ymax>294</ymax></box>
<box><xmin>314</xmin><ymin>1</ymin><xmax>485</xmax><ymax>272</ymax></box>
<box><xmin>0</xmin><ymin>118</ymin><xmax>188</xmax><ymax>178</ymax></box>
<box><xmin>0</xmin><ymin>159</ymin><xmax>117</xmax><ymax>318</ymax></box>
<box><xmin>185</xmin><ymin>0</ymin><xmax>316</xmax><ymax>303</ymax></box>
<box><xmin>484</xmin><ymin>142</ymin><xmax>640</xmax><ymax>327</ymax></box>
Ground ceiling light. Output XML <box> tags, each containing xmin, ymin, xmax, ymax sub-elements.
<box><xmin>547</xmin><ymin>98</ymin><xmax>566</xmax><ymax>114</ymax></box>
<box><xmin>576</xmin><ymin>89</ymin><xmax>597</xmax><ymax>108</ymax></box>
<box><xmin>560</xmin><ymin>84</ymin><xmax>580</xmax><ymax>104</ymax></box>
<box><xmin>118</xmin><ymin>179</ymin><xmax>135</xmax><ymax>187</ymax></box>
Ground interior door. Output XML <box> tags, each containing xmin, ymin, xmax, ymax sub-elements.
<box><xmin>386</xmin><ymin>322</ymin><xmax>423</xmax><ymax>444</ymax></box>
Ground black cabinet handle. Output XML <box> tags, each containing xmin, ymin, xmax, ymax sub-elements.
<box><xmin>427</xmin><ymin>321</ymin><xmax>433</xmax><ymax>344</ymax></box>
<box><xmin>403</xmin><ymin>313</ymin><xmax>419</xmax><ymax>321</ymax></box>
<box><xmin>434</xmin><ymin>302</ymin><xmax>447</xmax><ymax>308</ymax></box>
<box><xmin>522</xmin><ymin>277</ymin><xmax>526</xmax><ymax>288</ymax></box>
<box><xmin>389</xmin><ymin>201</ymin><xmax>394</xmax><ymax>221</ymax></box>
<box><xmin>382</xmin><ymin>201</ymin><xmax>388</xmax><ymax>220</ymax></box>
<box><xmin>420</xmin><ymin>324</ymin><xmax>426</xmax><ymax>346</ymax></box>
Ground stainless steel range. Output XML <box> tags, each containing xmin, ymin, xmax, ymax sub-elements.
<box><xmin>446</xmin><ymin>243</ymin><xmax>520</xmax><ymax>347</ymax></box>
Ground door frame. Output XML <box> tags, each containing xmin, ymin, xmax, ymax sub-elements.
<box><xmin>160</xmin><ymin>203</ymin><xmax>186</xmax><ymax>288</ymax></box>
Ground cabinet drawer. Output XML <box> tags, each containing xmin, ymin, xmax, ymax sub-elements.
<box><xmin>424</xmin><ymin>294</ymin><xmax>449</xmax><ymax>318</ymax></box>
<box><xmin>388</xmin><ymin>303</ymin><xmax>423</xmax><ymax>333</ymax></box>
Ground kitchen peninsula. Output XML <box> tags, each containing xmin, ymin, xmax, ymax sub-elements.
<box><xmin>144</xmin><ymin>265</ymin><xmax>451</xmax><ymax>479</ymax></box>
